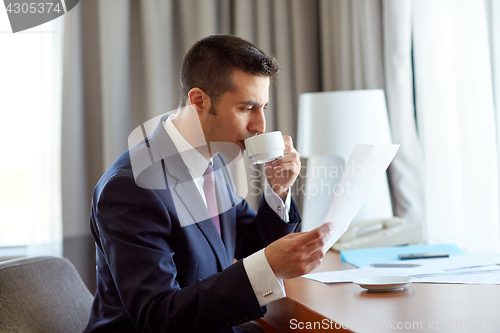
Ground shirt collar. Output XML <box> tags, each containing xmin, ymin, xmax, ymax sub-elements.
<box><xmin>164</xmin><ymin>114</ymin><xmax>212</xmax><ymax>179</ymax></box>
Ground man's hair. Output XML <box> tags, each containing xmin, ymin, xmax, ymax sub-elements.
<box><xmin>180</xmin><ymin>34</ymin><xmax>279</xmax><ymax>108</ymax></box>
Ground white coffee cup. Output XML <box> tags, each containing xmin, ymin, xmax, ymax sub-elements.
<box><xmin>244</xmin><ymin>131</ymin><xmax>285</xmax><ymax>164</ymax></box>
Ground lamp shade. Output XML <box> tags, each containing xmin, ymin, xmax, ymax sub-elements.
<box><xmin>297</xmin><ymin>89</ymin><xmax>394</xmax><ymax>231</ymax></box>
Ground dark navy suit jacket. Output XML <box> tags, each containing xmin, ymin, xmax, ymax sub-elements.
<box><xmin>84</xmin><ymin>116</ymin><xmax>301</xmax><ymax>332</ymax></box>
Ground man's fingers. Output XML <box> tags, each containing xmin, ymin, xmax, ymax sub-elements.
<box><xmin>271</xmin><ymin>150</ymin><xmax>299</xmax><ymax>167</ymax></box>
<box><xmin>299</xmin><ymin>248</ymin><xmax>326</xmax><ymax>275</ymax></box>
<box><xmin>295</xmin><ymin>222</ymin><xmax>334</xmax><ymax>246</ymax></box>
<box><xmin>272</xmin><ymin>161</ymin><xmax>300</xmax><ymax>175</ymax></box>
<box><xmin>283</xmin><ymin>144</ymin><xmax>297</xmax><ymax>156</ymax></box>
<box><xmin>266</xmin><ymin>223</ymin><xmax>333</xmax><ymax>279</ymax></box>
<box><xmin>283</xmin><ymin>135</ymin><xmax>293</xmax><ymax>148</ymax></box>
<box><xmin>308</xmin><ymin>248</ymin><xmax>326</xmax><ymax>265</ymax></box>
<box><xmin>303</xmin><ymin>229</ymin><xmax>333</xmax><ymax>254</ymax></box>
<box><xmin>303</xmin><ymin>247</ymin><xmax>325</xmax><ymax>264</ymax></box>
<box><xmin>274</xmin><ymin>152</ymin><xmax>300</xmax><ymax>166</ymax></box>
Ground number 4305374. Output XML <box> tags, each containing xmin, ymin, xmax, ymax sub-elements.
<box><xmin>6</xmin><ymin>2</ymin><xmax>62</xmax><ymax>14</ymax></box>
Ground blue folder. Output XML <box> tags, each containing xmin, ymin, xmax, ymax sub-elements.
<box><xmin>339</xmin><ymin>244</ymin><xmax>465</xmax><ymax>267</ymax></box>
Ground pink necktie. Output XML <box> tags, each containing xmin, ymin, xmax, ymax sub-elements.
<box><xmin>203</xmin><ymin>164</ymin><xmax>221</xmax><ymax>235</ymax></box>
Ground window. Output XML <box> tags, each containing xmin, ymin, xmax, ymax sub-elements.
<box><xmin>0</xmin><ymin>10</ymin><xmax>63</xmax><ymax>258</ymax></box>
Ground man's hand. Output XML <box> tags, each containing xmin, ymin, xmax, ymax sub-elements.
<box><xmin>264</xmin><ymin>135</ymin><xmax>301</xmax><ymax>201</ymax></box>
<box><xmin>264</xmin><ymin>223</ymin><xmax>334</xmax><ymax>280</ymax></box>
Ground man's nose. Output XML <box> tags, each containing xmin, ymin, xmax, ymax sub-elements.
<box><xmin>249</xmin><ymin>109</ymin><xmax>266</xmax><ymax>134</ymax></box>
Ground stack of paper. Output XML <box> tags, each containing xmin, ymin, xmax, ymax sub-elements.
<box><xmin>303</xmin><ymin>255</ymin><xmax>500</xmax><ymax>285</ymax></box>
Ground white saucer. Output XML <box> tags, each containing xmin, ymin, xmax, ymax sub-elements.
<box><xmin>353</xmin><ymin>276</ymin><xmax>415</xmax><ymax>291</ymax></box>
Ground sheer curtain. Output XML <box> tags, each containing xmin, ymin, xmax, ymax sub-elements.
<box><xmin>0</xmin><ymin>13</ymin><xmax>63</xmax><ymax>257</ymax></box>
<box><xmin>487</xmin><ymin>0</ymin><xmax>500</xmax><ymax>242</ymax></box>
<box><xmin>487</xmin><ymin>0</ymin><xmax>500</xmax><ymax>251</ymax></box>
<box><xmin>27</xmin><ymin>17</ymin><xmax>64</xmax><ymax>257</ymax></box>
<box><xmin>412</xmin><ymin>0</ymin><xmax>500</xmax><ymax>253</ymax></box>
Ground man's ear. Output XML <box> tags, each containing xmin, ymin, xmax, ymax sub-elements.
<box><xmin>188</xmin><ymin>88</ymin><xmax>211</xmax><ymax>114</ymax></box>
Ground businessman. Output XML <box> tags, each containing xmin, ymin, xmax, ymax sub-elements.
<box><xmin>84</xmin><ymin>34</ymin><xmax>333</xmax><ymax>333</ymax></box>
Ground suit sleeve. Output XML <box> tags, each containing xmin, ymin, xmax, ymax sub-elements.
<box><xmin>92</xmin><ymin>174</ymin><xmax>264</xmax><ymax>332</ymax></box>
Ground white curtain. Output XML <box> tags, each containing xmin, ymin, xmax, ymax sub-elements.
<box><xmin>487</xmin><ymin>0</ymin><xmax>500</xmax><ymax>233</ymax></box>
<box><xmin>0</xmin><ymin>14</ymin><xmax>63</xmax><ymax>257</ymax></box>
<box><xmin>27</xmin><ymin>17</ymin><xmax>64</xmax><ymax>257</ymax></box>
<box><xmin>490</xmin><ymin>0</ymin><xmax>500</xmax><ymax>115</ymax></box>
<box><xmin>412</xmin><ymin>0</ymin><xmax>500</xmax><ymax>253</ymax></box>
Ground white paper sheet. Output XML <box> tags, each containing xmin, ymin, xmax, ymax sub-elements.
<box><xmin>322</xmin><ymin>144</ymin><xmax>400</xmax><ymax>252</ymax></box>
<box><xmin>415</xmin><ymin>269</ymin><xmax>500</xmax><ymax>284</ymax></box>
<box><xmin>303</xmin><ymin>265</ymin><xmax>441</xmax><ymax>284</ymax></box>
<box><xmin>395</xmin><ymin>255</ymin><xmax>500</xmax><ymax>272</ymax></box>
<box><xmin>302</xmin><ymin>256</ymin><xmax>500</xmax><ymax>284</ymax></box>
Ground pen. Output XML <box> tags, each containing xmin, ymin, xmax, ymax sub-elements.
<box><xmin>399</xmin><ymin>252</ymin><xmax>449</xmax><ymax>260</ymax></box>
<box><xmin>371</xmin><ymin>263</ymin><xmax>422</xmax><ymax>268</ymax></box>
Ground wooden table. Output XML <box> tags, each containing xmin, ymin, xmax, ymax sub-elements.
<box><xmin>257</xmin><ymin>251</ymin><xmax>500</xmax><ymax>332</ymax></box>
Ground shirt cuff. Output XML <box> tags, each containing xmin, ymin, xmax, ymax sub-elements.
<box><xmin>264</xmin><ymin>181</ymin><xmax>291</xmax><ymax>222</ymax></box>
<box><xmin>242</xmin><ymin>248</ymin><xmax>285</xmax><ymax>306</ymax></box>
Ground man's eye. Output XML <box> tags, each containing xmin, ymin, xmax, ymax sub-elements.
<box><xmin>243</xmin><ymin>108</ymin><xmax>252</xmax><ymax>112</ymax></box>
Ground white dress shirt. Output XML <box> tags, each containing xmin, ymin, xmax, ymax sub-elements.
<box><xmin>163</xmin><ymin>114</ymin><xmax>290</xmax><ymax>306</ymax></box>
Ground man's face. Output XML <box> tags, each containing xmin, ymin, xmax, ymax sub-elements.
<box><xmin>201</xmin><ymin>70</ymin><xmax>270</xmax><ymax>152</ymax></box>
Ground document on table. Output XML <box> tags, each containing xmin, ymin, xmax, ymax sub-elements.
<box><xmin>303</xmin><ymin>265</ymin><xmax>441</xmax><ymax>283</ymax></box>
<box><xmin>303</xmin><ymin>255</ymin><xmax>500</xmax><ymax>284</ymax></box>
<box><xmin>322</xmin><ymin>143</ymin><xmax>400</xmax><ymax>253</ymax></box>
<box><xmin>395</xmin><ymin>255</ymin><xmax>500</xmax><ymax>271</ymax></box>
<box><xmin>415</xmin><ymin>268</ymin><xmax>500</xmax><ymax>284</ymax></box>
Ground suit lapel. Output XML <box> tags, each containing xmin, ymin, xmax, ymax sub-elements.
<box><xmin>146</xmin><ymin>116</ymin><xmax>230</xmax><ymax>270</ymax></box>
<box><xmin>173</xmin><ymin>176</ymin><xmax>230</xmax><ymax>269</ymax></box>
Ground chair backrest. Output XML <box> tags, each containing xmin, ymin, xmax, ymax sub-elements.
<box><xmin>0</xmin><ymin>256</ymin><xmax>93</xmax><ymax>333</ymax></box>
